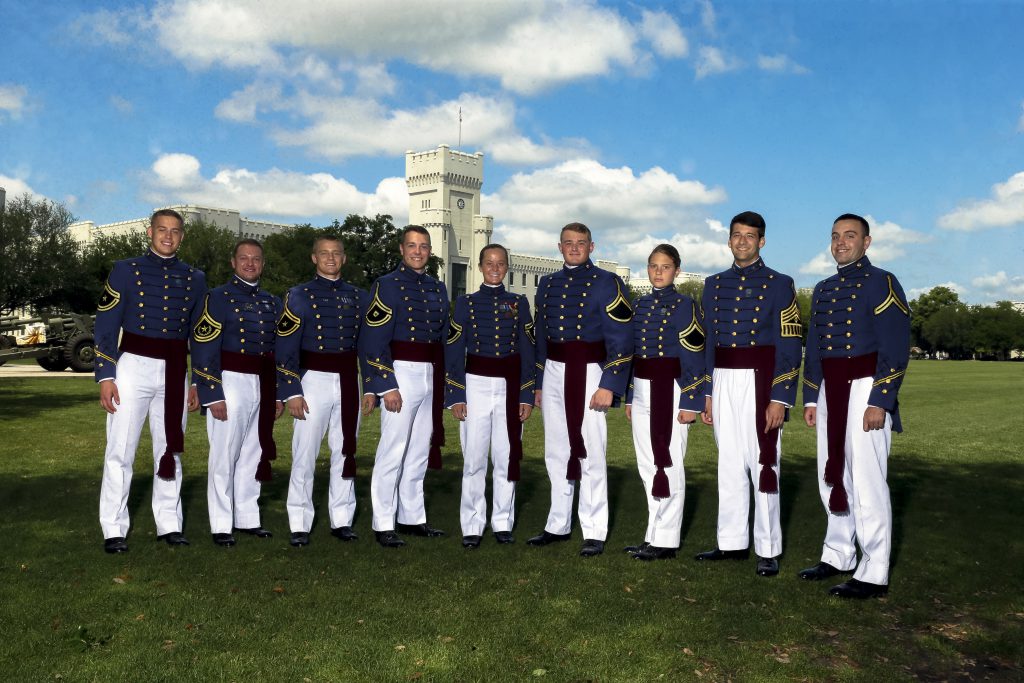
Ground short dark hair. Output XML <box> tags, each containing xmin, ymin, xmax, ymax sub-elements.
<box><xmin>834</xmin><ymin>213</ymin><xmax>870</xmax><ymax>236</ymax></box>
<box><xmin>479</xmin><ymin>243</ymin><xmax>509</xmax><ymax>265</ymax></box>
<box><xmin>560</xmin><ymin>222</ymin><xmax>592</xmax><ymax>241</ymax></box>
<box><xmin>729</xmin><ymin>211</ymin><xmax>766</xmax><ymax>237</ymax></box>
<box><xmin>401</xmin><ymin>225</ymin><xmax>431</xmax><ymax>243</ymax></box>
<box><xmin>649</xmin><ymin>243</ymin><xmax>681</xmax><ymax>269</ymax></box>
<box><xmin>150</xmin><ymin>208</ymin><xmax>184</xmax><ymax>228</ymax></box>
<box><xmin>312</xmin><ymin>234</ymin><xmax>345</xmax><ymax>253</ymax></box>
<box><xmin>232</xmin><ymin>238</ymin><xmax>264</xmax><ymax>258</ymax></box>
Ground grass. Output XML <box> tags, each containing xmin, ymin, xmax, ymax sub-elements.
<box><xmin>0</xmin><ymin>361</ymin><xmax>1021</xmax><ymax>681</ymax></box>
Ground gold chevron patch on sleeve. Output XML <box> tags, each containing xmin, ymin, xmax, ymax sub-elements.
<box><xmin>679</xmin><ymin>313</ymin><xmax>705</xmax><ymax>352</ymax></box>
<box><xmin>874</xmin><ymin>276</ymin><xmax>910</xmax><ymax>316</ymax></box>
<box><xmin>365</xmin><ymin>286</ymin><xmax>393</xmax><ymax>327</ymax></box>
<box><xmin>193</xmin><ymin>297</ymin><xmax>222</xmax><ymax>343</ymax></box>
<box><xmin>97</xmin><ymin>280</ymin><xmax>121</xmax><ymax>312</ymax></box>
<box><xmin>524</xmin><ymin>321</ymin><xmax>536</xmax><ymax>344</ymax></box>
<box><xmin>605</xmin><ymin>281</ymin><xmax>633</xmax><ymax>323</ymax></box>
<box><xmin>780</xmin><ymin>296</ymin><xmax>802</xmax><ymax>338</ymax></box>
<box><xmin>277</xmin><ymin>294</ymin><xmax>301</xmax><ymax>336</ymax></box>
<box><xmin>447</xmin><ymin>317</ymin><xmax>463</xmax><ymax>344</ymax></box>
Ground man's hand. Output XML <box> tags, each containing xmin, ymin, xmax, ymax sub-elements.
<box><xmin>764</xmin><ymin>402</ymin><xmax>785</xmax><ymax>433</ymax></box>
<box><xmin>678</xmin><ymin>409</ymin><xmax>697</xmax><ymax>424</ymax></box>
<box><xmin>624</xmin><ymin>405</ymin><xmax>632</xmax><ymax>421</ymax></box>
<box><xmin>275</xmin><ymin>401</ymin><xmax>286</xmax><ymax>419</ymax></box>
<box><xmin>209</xmin><ymin>400</ymin><xmax>228</xmax><ymax>421</ymax></box>
<box><xmin>287</xmin><ymin>396</ymin><xmax>309</xmax><ymax>420</ymax></box>
<box><xmin>451</xmin><ymin>403</ymin><xmax>467</xmax><ymax>421</ymax></box>
<box><xmin>361</xmin><ymin>393</ymin><xmax>377</xmax><ymax>416</ymax></box>
<box><xmin>589</xmin><ymin>388</ymin><xmax>613</xmax><ymax>412</ymax></box>
<box><xmin>863</xmin><ymin>406</ymin><xmax>886</xmax><ymax>431</ymax></box>
<box><xmin>804</xmin><ymin>406</ymin><xmax>816</xmax><ymax>427</ymax></box>
<box><xmin>382</xmin><ymin>389</ymin><xmax>402</xmax><ymax>413</ymax></box>
<box><xmin>99</xmin><ymin>380</ymin><xmax>119</xmax><ymax>414</ymax></box>
<box><xmin>187</xmin><ymin>386</ymin><xmax>200</xmax><ymax>413</ymax></box>
<box><xmin>534</xmin><ymin>389</ymin><xmax>542</xmax><ymax>408</ymax></box>
<box><xmin>519</xmin><ymin>403</ymin><xmax>533</xmax><ymax>422</ymax></box>
<box><xmin>701</xmin><ymin>396</ymin><xmax>713</xmax><ymax>425</ymax></box>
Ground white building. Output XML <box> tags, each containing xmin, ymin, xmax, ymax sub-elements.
<box><xmin>69</xmin><ymin>205</ymin><xmax>294</xmax><ymax>244</ymax></box>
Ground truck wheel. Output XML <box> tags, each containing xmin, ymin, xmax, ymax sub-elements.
<box><xmin>64</xmin><ymin>332</ymin><xmax>96</xmax><ymax>372</ymax></box>
<box><xmin>0</xmin><ymin>335</ymin><xmax>13</xmax><ymax>367</ymax></box>
<box><xmin>37</xmin><ymin>351</ymin><xmax>70</xmax><ymax>372</ymax></box>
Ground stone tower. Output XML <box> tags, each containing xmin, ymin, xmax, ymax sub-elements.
<box><xmin>405</xmin><ymin>144</ymin><xmax>494</xmax><ymax>300</ymax></box>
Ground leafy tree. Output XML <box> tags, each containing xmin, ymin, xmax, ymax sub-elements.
<box><xmin>676</xmin><ymin>279</ymin><xmax>704</xmax><ymax>302</ymax></box>
<box><xmin>969</xmin><ymin>302</ymin><xmax>1024</xmax><ymax>361</ymax></box>
<box><xmin>922</xmin><ymin>306</ymin><xmax>973</xmax><ymax>359</ymax></box>
<box><xmin>910</xmin><ymin>286</ymin><xmax>962</xmax><ymax>351</ymax></box>
<box><xmin>71</xmin><ymin>231</ymin><xmax>152</xmax><ymax>313</ymax></box>
<box><xmin>176</xmin><ymin>220</ymin><xmax>240</xmax><ymax>287</ymax></box>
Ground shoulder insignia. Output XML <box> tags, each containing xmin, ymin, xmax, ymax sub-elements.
<box><xmin>874</xmin><ymin>275</ymin><xmax>910</xmax><ymax>316</ymax></box>
<box><xmin>679</xmin><ymin>314</ymin><xmax>705</xmax><ymax>352</ymax></box>
<box><xmin>605</xmin><ymin>280</ymin><xmax>633</xmax><ymax>323</ymax></box>
<box><xmin>277</xmin><ymin>297</ymin><xmax>301</xmax><ymax>336</ymax></box>
<box><xmin>97</xmin><ymin>280</ymin><xmax>120</xmax><ymax>312</ymax></box>
<box><xmin>365</xmin><ymin>286</ymin><xmax>393</xmax><ymax>327</ymax></box>
<box><xmin>193</xmin><ymin>298</ymin><xmax>222</xmax><ymax>343</ymax></box>
<box><xmin>447</xmin><ymin>316</ymin><xmax>463</xmax><ymax>344</ymax></box>
<box><xmin>780</xmin><ymin>296</ymin><xmax>802</xmax><ymax>338</ymax></box>
<box><xmin>524</xmin><ymin>320</ymin><xmax>536</xmax><ymax>345</ymax></box>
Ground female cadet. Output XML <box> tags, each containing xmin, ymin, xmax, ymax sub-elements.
<box><xmin>624</xmin><ymin>244</ymin><xmax>706</xmax><ymax>560</ymax></box>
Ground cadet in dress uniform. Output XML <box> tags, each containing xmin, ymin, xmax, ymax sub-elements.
<box><xmin>799</xmin><ymin>214</ymin><xmax>910</xmax><ymax>599</ymax></box>
<box><xmin>696</xmin><ymin>211</ymin><xmax>801</xmax><ymax>577</ymax></box>
<box><xmin>623</xmin><ymin>245</ymin><xmax>705</xmax><ymax>561</ymax></box>
<box><xmin>445</xmin><ymin>244</ymin><xmax>535</xmax><ymax>549</ymax></box>
<box><xmin>96</xmin><ymin>209</ymin><xmax>206</xmax><ymax>554</ymax></box>
<box><xmin>526</xmin><ymin>222</ymin><xmax>633</xmax><ymax>558</ymax></box>
<box><xmin>277</xmin><ymin>236</ymin><xmax>368</xmax><ymax>548</ymax></box>
<box><xmin>191</xmin><ymin>239</ymin><xmax>284</xmax><ymax>547</ymax></box>
<box><xmin>360</xmin><ymin>226</ymin><xmax>449</xmax><ymax>548</ymax></box>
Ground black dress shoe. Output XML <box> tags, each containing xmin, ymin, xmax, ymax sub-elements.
<box><xmin>756</xmin><ymin>556</ymin><xmax>780</xmax><ymax>576</ymax></box>
<box><xmin>330</xmin><ymin>526</ymin><xmax>358</xmax><ymax>542</ymax></box>
<box><xmin>462</xmin><ymin>535</ymin><xmax>482</xmax><ymax>549</ymax></box>
<box><xmin>493</xmin><ymin>530</ymin><xmax>515</xmax><ymax>544</ymax></box>
<box><xmin>104</xmin><ymin>537</ymin><xmax>128</xmax><ymax>554</ymax></box>
<box><xmin>623</xmin><ymin>541</ymin><xmax>650</xmax><ymax>554</ymax></box>
<box><xmin>798</xmin><ymin>562</ymin><xmax>845</xmax><ymax>581</ymax></box>
<box><xmin>212</xmin><ymin>533</ymin><xmax>236</xmax><ymax>547</ymax></box>
<box><xmin>289</xmin><ymin>532</ymin><xmax>310</xmax><ymax>547</ymax></box>
<box><xmin>158</xmin><ymin>532</ymin><xmax>190</xmax><ymax>546</ymax></box>
<box><xmin>829</xmin><ymin>578</ymin><xmax>888</xmax><ymax>599</ymax></box>
<box><xmin>634</xmin><ymin>545</ymin><xmax>676</xmax><ymax>561</ymax></box>
<box><xmin>396</xmin><ymin>522</ymin><xmax>445</xmax><ymax>537</ymax></box>
<box><xmin>694</xmin><ymin>548</ymin><xmax>749</xmax><ymax>561</ymax></box>
<box><xmin>375</xmin><ymin>530</ymin><xmax>406</xmax><ymax>548</ymax></box>
<box><xmin>526</xmin><ymin>531</ymin><xmax>572</xmax><ymax>546</ymax></box>
<box><xmin>579</xmin><ymin>539</ymin><xmax>605</xmax><ymax>557</ymax></box>
<box><xmin>235</xmin><ymin>527</ymin><xmax>273</xmax><ymax>538</ymax></box>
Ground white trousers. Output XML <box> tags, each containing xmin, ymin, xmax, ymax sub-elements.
<box><xmin>459</xmin><ymin>372</ymin><xmax>518</xmax><ymax>536</ymax></box>
<box><xmin>815</xmin><ymin>377</ymin><xmax>892</xmax><ymax>585</ymax></box>
<box><xmin>370</xmin><ymin>360</ymin><xmax>435</xmax><ymax>532</ymax></box>
<box><xmin>287</xmin><ymin>369</ymin><xmax>360</xmax><ymax>533</ymax></box>
<box><xmin>99</xmin><ymin>352</ymin><xmax>187</xmax><ymax>538</ymax></box>
<box><xmin>711</xmin><ymin>367</ymin><xmax>782</xmax><ymax>558</ymax></box>
<box><xmin>630</xmin><ymin>377</ymin><xmax>689</xmax><ymax>548</ymax></box>
<box><xmin>540</xmin><ymin>360</ymin><xmax>608</xmax><ymax>541</ymax></box>
<box><xmin>206</xmin><ymin>370</ymin><xmax>265</xmax><ymax>533</ymax></box>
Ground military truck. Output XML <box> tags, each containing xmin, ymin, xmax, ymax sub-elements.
<box><xmin>0</xmin><ymin>313</ymin><xmax>96</xmax><ymax>372</ymax></box>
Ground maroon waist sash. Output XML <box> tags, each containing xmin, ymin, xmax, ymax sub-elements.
<box><xmin>715</xmin><ymin>345</ymin><xmax>779</xmax><ymax>494</ymax></box>
<box><xmin>547</xmin><ymin>340</ymin><xmax>605</xmax><ymax>481</ymax></box>
<box><xmin>467</xmin><ymin>353</ymin><xmax>523</xmax><ymax>482</ymax></box>
<box><xmin>222</xmin><ymin>350</ymin><xmax>277</xmax><ymax>482</ymax></box>
<box><xmin>300</xmin><ymin>349</ymin><xmax>359</xmax><ymax>477</ymax></box>
<box><xmin>821</xmin><ymin>352</ymin><xmax>878</xmax><ymax>514</ymax></box>
<box><xmin>634</xmin><ymin>357</ymin><xmax>680</xmax><ymax>498</ymax></box>
<box><xmin>120</xmin><ymin>331</ymin><xmax>188</xmax><ymax>481</ymax></box>
<box><xmin>391</xmin><ymin>341</ymin><xmax>445</xmax><ymax>470</ymax></box>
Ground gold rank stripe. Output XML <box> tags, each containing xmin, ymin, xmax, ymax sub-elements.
<box><xmin>367</xmin><ymin>359</ymin><xmax>395</xmax><ymax>375</ymax></box>
<box><xmin>680</xmin><ymin>377</ymin><xmax>703</xmax><ymax>393</ymax></box>
<box><xmin>193</xmin><ymin>369</ymin><xmax>221</xmax><ymax>384</ymax></box>
<box><xmin>95</xmin><ymin>350</ymin><xmax>117</xmax><ymax>365</ymax></box>
<box><xmin>603</xmin><ymin>355</ymin><xmax>632</xmax><ymax>370</ymax></box>
<box><xmin>772</xmin><ymin>368</ymin><xmax>799</xmax><ymax>387</ymax></box>
<box><xmin>803</xmin><ymin>377</ymin><xmax>819</xmax><ymax>391</ymax></box>
<box><xmin>521</xmin><ymin>379</ymin><xmax>535</xmax><ymax>391</ymax></box>
<box><xmin>536</xmin><ymin>362</ymin><xmax>544</xmax><ymax>371</ymax></box>
<box><xmin>704</xmin><ymin>373</ymin><xmax>713</xmax><ymax>384</ymax></box>
<box><xmin>873</xmin><ymin>369</ymin><xmax>905</xmax><ymax>387</ymax></box>
<box><xmin>446</xmin><ymin>378</ymin><xmax>466</xmax><ymax>390</ymax></box>
<box><xmin>874</xmin><ymin>275</ymin><xmax>910</xmax><ymax>316</ymax></box>
<box><xmin>278</xmin><ymin>366</ymin><xmax>300</xmax><ymax>380</ymax></box>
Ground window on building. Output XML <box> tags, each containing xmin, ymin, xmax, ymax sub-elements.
<box><xmin>534</xmin><ymin>274</ymin><xmax>539</xmax><ymax>286</ymax></box>
<box><xmin>522</xmin><ymin>273</ymin><xmax>526</xmax><ymax>286</ymax></box>
<box><xmin>508</xmin><ymin>271</ymin><xmax>514</xmax><ymax>288</ymax></box>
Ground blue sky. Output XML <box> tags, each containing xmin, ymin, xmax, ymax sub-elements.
<box><xmin>1</xmin><ymin>0</ymin><xmax>1021</xmax><ymax>303</ymax></box>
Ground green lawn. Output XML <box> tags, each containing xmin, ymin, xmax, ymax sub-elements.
<box><xmin>0</xmin><ymin>361</ymin><xmax>1021</xmax><ymax>681</ymax></box>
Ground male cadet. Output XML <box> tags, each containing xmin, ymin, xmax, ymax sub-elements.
<box><xmin>697</xmin><ymin>211</ymin><xmax>801</xmax><ymax>577</ymax></box>
<box><xmin>360</xmin><ymin>225</ymin><xmax>449</xmax><ymax>548</ymax></box>
<box><xmin>95</xmin><ymin>209</ymin><xmax>206</xmax><ymax>553</ymax></box>
<box><xmin>799</xmin><ymin>213</ymin><xmax>910</xmax><ymax>599</ymax></box>
<box><xmin>445</xmin><ymin>243</ymin><xmax>535</xmax><ymax>549</ymax></box>
<box><xmin>527</xmin><ymin>222</ymin><xmax>633</xmax><ymax>558</ymax></box>
<box><xmin>276</xmin><ymin>235</ymin><xmax>368</xmax><ymax>548</ymax></box>
<box><xmin>191</xmin><ymin>239</ymin><xmax>283</xmax><ymax>547</ymax></box>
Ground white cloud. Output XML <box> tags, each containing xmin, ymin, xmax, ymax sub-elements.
<box><xmin>695</xmin><ymin>46</ymin><xmax>742</xmax><ymax>79</ymax></box>
<box><xmin>699</xmin><ymin>0</ymin><xmax>717</xmax><ymax>34</ymax></box>
<box><xmin>799</xmin><ymin>251</ymin><xmax>835</xmax><ymax>276</ymax></box>
<box><xmin>0</xmin><ymin>84</ymin><xmax>28</xmax><ymax>120</ymax></box>
<box><xmin>143</xmin><ymin>153</ymin><xmax>405</xmax><ymax>220</ymax></box>
<box><xmin>908</xmin><ymin>282</ymin><xmax>965</xmax><ymax>299</ymax></box>
<box><xmin>215</xmin><ymin>81</ymin><xmax>285</xmax><ymax>123</ymax></box>
<box><xmin>972</xmin><ymin>271</ymin><xmax>1024</xmax><ymax>298</ymax></box>
<box><xmin>757</xmin><ymin>54</ymin><xmax>809</xmax><ymax>75</ymax></box>
<box><xmin>110</xmin><ymin>95</ymin><xmax>134</xmax><ymax>115</ymax></box>
<box><xmin>937</xmin><ymin>171</ymin><xmax>1024</xmax><ymax>231</ymax></box>
<box><xmin>0</xmin><ymin>174</ymin><xmax>39</xmax><ymax>199</ymax></box>
<box><xmin>639</xmin><ymin>10</ymin><xmax>689</xmax><ymax>58</ymax></box>
<box><xmin>706</xmin><ymin>218</ymin><xmax>728</xmax><ymax>234</ymax></box>
<box><xmin>798</xmin><ymin>215</ymin><xmax>930</xmax><ymax>275</ymax></box>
